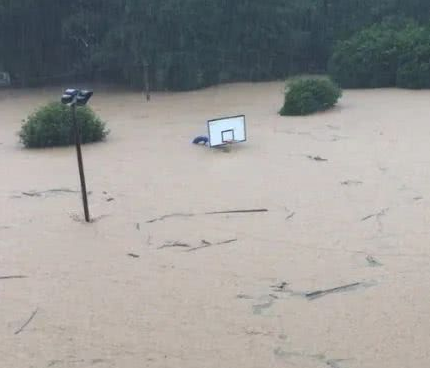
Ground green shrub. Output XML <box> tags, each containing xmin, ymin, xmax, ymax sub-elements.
<box><xmin>328</xmin><ymin>22</ymin><xmax>402</xmax><ymax>88</ymax></box>
<box><xmin>280</xmin><ymin>78</ymin><xmax>342</xmax><ymax>116</ymax></box>
<box><xmin>397</xmin><ymin>61</ymin><xmax>430</xmax><ymax>89</ymax></box>
<box><xmin>19</xmin><ymin>102</ymin><xmax>108</xmax><ymax>148</ymax></box>
<box><xmin>396</xmin><ymin>26</ymin><xmax>430</xmax><ymax>89</ymax></box>
<box><xmin>329</xmin><ymin>20</ymin><xmax>430</xmax><ymax>89</ymax></box>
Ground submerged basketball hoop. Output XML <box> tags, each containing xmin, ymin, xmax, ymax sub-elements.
<box><xmin>207</xmin><ymin>115</ymin><xmax>246</xmax><ymax>147</ymax></box>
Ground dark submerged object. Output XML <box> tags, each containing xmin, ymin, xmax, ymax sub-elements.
<box><xmin>192</xmin><ymin>135</ymin><xmax>209</xmax><ymax>145</ymax></box>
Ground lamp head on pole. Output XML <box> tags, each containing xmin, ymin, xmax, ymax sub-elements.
<box><xmin>76</xmin><ymin>90</ymin><xmax>93</xmax><ymax>106</ymax></box>
<box><xmin>61</xmin><ymin>89</ymin><xmax>78</xmax><ymax>105</ymax></box>
<box><xmin>61</xmin><ymin>89</ymin><xmax>93</xmax><ymax>106</ymax></box>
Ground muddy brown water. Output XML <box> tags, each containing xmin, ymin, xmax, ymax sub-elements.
<box><xmin>1</xmin><ymin>83</ymin><xmax>430</xmax><ymax>367</ymax></box>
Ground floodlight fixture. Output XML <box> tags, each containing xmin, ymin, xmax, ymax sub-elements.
<box><xmin>61</xmin><ymin>89</ymin><xmax>78</xmax><ymax>104</ymax></box>
<box><xmin>61</xmin><ymin>88</ymin><xmax>93</xmax><ymax>106</ymax></box>
<box><xmin>76</xmin><ymin>90</ymin><xmax>93</xmax><ymax>106</ymax></box>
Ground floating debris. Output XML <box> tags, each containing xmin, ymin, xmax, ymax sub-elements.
<box><xmin>158</xmin><ymin>241</ymin><xmax>191</xmax><ymax>249</ymax></box>
<box><xmin>341</xmin><ymin>180</ymin><xmax>363</xmax><ymax>186</ymax></box>
<box><xmin>307</xmin><ymin>155</ymin><xmax>328</xmax><ymax>162</ymax></box>
<box><xmin>14</xmin><ymin>309</ymin><xmax>38</xmax><ymax>335</ymax></box>
<box><xmin>271</xmin><ymin>281</ymin><xmax>289</xmax><ymax>292</ymax></box>
<box><xmin>366</xmin><ymin>255</ymin><xmax>383</xmax><ymax>267</ymax></box>
<box><xmin>0</xmin><ymin>275</ymin><xmax>27</xmax><ymax>280</ymax></box>
<box><xmin>305</xmin><ymin>282</ymin><xmax>369</xmax><ymax>300</ymax></box>
<box><xmin>186</xmin><ymin>239</ymin><xmax>238</xmax><ymax>252</ymax></box>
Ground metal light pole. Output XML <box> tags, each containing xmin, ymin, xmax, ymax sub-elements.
<box><xmin>71</xmin><ymin>103</ymin><xmax>90</xmax><ymax>222</ymax></box>
<box><xmin>143</xmin><ymin>61</ymin><xmax>150</xmax><ymax>102</ymax></box>
<box><xmin>62</xmin><ymin>89</ymin><xmax>93</xmax><ymax>223</ymax></box>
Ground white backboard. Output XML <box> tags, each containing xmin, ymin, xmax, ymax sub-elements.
<box><xmin>207</xmin><ymin>115</ymin><xmax>246</xmax><ymax>147</ymax></box>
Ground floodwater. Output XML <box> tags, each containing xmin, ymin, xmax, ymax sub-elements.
<box><xmin>1</xmin><ymin>83</ymin><xmax>430</xmax><ymax>368</ymax></box>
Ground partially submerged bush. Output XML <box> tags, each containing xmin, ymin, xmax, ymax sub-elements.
<box><xmin>280</xmin><ymin>78</ymin><xmax>342</xmax><ymax>116</ymax></box>
<box><xmin>396</xmin><ymin>60</ymin><xmax>430</xmax><ymax>89</ymax></box>
<box><xmin>396</xmin><ymin>25</ymin><xmax>430</xmax><ymax>89</ymax></box>
<box><xmin>328</xmin><ymin>22</ymin><xmax>401</xmax><ymax>88</ymax></box>
<box><xmin>19</xmin><ymin>102</ymin><xmax>108</xmax><ymax>148</ymax></box>
<box><xmin>329</xmin><ymin>20</ymin><xmax>430</xmax><ymax>89</ymax></box>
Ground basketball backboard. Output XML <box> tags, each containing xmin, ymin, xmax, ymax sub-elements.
<box><xmin>207</xmin><ymin>115</ymin><xmax>246</xmax><ymax>147</ymax></box>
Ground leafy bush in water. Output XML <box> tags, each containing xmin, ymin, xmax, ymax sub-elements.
<box><xmin>19</xmin><ymin>102</ymin><xmax>108</xmax><ymax>148</ymax></box>
<box><xmin>280</xmin><ymin>78</ymin><xmax>342</xmax><ymax>116</ymax></box>
<box><xmin>397</xmin><ymin>61</ymin><xmax>430</xmax><ymax>89</ymax></box>
<box><xmin>329</xmin><ymin>20</ymin><xmax>430</xmax><ymax>89</ymax></box>
<box><xmin>396</xmin><ymin>25</ymin><xmax>430</xmax><ymax>89</ymax></box>
<box><xmin>329</xmin><ymin>22</ymin><xmax>402</xmax><ymax>88</ymax></box>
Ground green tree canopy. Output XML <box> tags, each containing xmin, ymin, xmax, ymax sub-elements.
<box><xmin>1</xmin><ymin>0</ymin><xmax>430</xmax><ymax>90</ymax></box>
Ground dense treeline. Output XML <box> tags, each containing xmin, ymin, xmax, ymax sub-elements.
<box><xmin>329</xmin><ymin>20</ymin><xmax>430</xmax><ymax>89</ymax></box>
<box><xmin>1</xmin><ymin>0</ymin><xmax>430</xmax><ymax>90</ymax></box>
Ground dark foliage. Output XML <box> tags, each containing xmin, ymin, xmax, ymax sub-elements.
<box><xmin>19</xmin><ymin>102</ymin><xmax>108</xmax><ymax>148</ymax></box>
<box><xmin>2</xmin><ymin>1</ymin><xmax>430</xmax><ymax>90</ymax></box>
<box><xmin>330</xmin><ymin>21</ymin><xmax>430</xmax><ymax>89</ymax></box>
<box><xmin>280</xmin><ymin>78</ymin><xmax>342</xmax><ymax>116</ymax></box>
